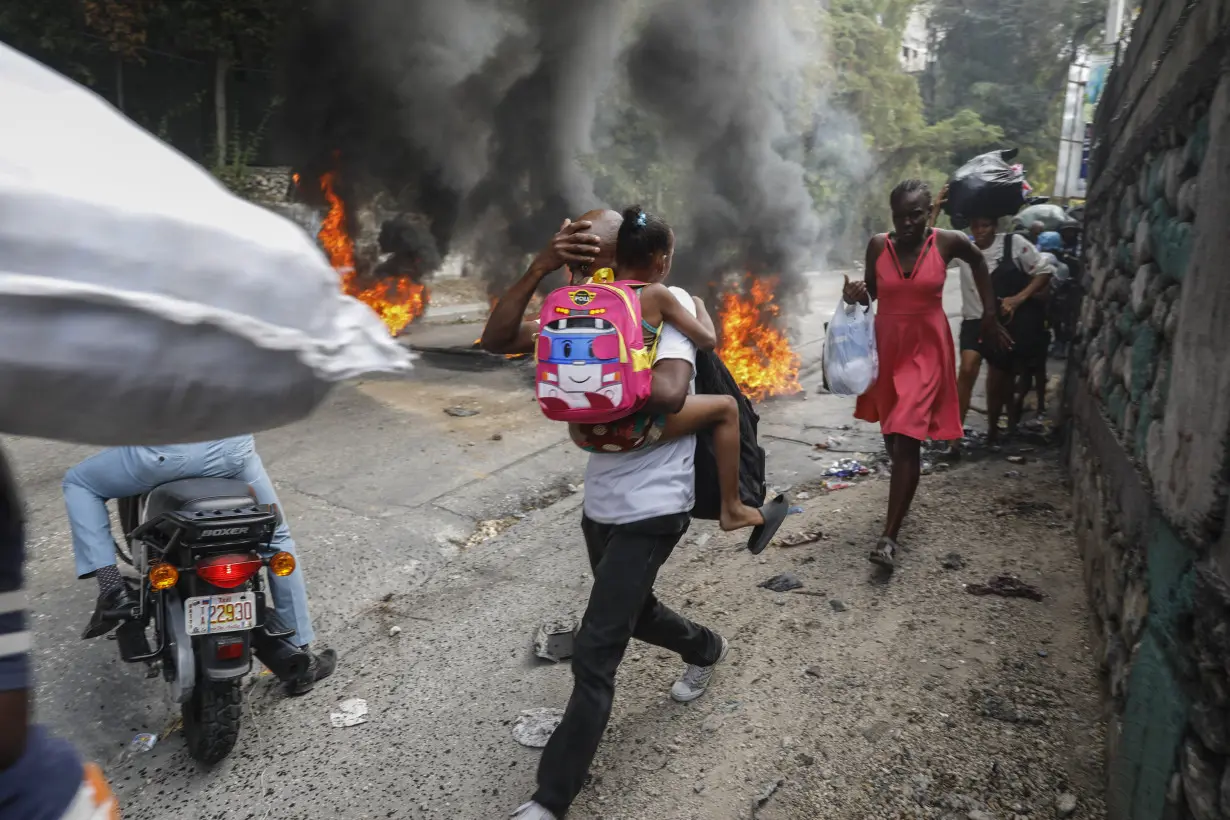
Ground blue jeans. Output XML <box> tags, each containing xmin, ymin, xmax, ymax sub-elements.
<box><xmin>62</xmin><ymin>436</ymin><xmax>315</xmax><ymax>646</ymax></box>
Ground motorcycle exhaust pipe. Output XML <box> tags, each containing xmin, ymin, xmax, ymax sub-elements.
<box><xmin>251</xmin><ymin>628</ymin><xmax>310</xmax><ymax>681</ymax></box>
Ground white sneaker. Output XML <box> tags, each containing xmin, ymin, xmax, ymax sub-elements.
<box><xmin>670</xmin><ymin>636</ymin><xmax>729</xmax><ymax>703</ymax></box>
<box><xmin>510</xmin><ymin>801</ymin><xmax>557</xmax><ymax>820</ymax></box>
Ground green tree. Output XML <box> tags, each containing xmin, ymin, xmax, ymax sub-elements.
<box><xmin>0</xmin><ymin>0</ymin><xmax>100</xmax><ymax>82</ymax></box>
<box><xmin>145</xmin><ymin>0</ymin><xmax>294</xmax><ymax>167</ymax></box>
<box><xmin>818</xmin><ymin>0</ymin><xmax>1002</xmax><ymax>254</ymax></box>
<box><xmin>927</xmin><ymin>0</ymin><xmax>1104</xmax><ymax>193</ymax></box>
<box><xmin>83</xmin><ymin>0</ymin><xmax>151</xmax><ymax>110</ymax></box>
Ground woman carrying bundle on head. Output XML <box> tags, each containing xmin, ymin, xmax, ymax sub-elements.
<box><xmin>844</xmin><ymin>180</ymin><xmax>1009</xmax><ymax>571</ymax></box>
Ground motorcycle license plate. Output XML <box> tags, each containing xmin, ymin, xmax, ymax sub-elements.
<box><xmin>185</xmin><ymin>592</ymin><xmax>256</xmax><ymax>636</ymax></box>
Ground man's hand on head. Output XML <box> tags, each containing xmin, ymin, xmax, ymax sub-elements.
<box><xmin>533</xmin><ymin>219</ymin><xmax>603</xmax><ymax>276</ymax></box>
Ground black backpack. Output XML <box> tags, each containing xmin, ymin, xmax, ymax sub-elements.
<box><xmin>690</xmin><ymin>351</ymin><xmax>767</xmax><ymax>520</ymax></box>
<box><xmin>983</xmin><ymin>234</ymin><xmax>1049</xmax><ymax>369</ymax></box>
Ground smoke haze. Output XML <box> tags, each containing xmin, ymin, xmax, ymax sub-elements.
<box><xmin>280</xmin><ymin>0</ymin><xmax>839</xmax><ymax>297</ymax></box>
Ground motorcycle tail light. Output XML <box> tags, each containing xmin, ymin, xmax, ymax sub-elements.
<box><xmin>195</xmin><ymin>553</ymin><xmax>262</xmax><ymax>589</ymax></box>
<box><xmin>215</xmin><ymin>638</ymin><xmax>245</xmax><ymax>662</ymax></box>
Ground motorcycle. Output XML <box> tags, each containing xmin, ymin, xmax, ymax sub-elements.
<box><xmin>113</xmin><ymin>477</ymin><xmax>309</xmax><ymax>764</ymax></box>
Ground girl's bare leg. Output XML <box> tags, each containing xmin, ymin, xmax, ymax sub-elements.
<box><xmin>660</xmin><ymin>395</ymin><xmax>764</xmax><ymax>531</ymax></box>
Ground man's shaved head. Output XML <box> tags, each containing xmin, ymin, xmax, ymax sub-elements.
<box><xmin>578</xmin><ymin>209</ymin><xmax>623</xmax><ymax>256</ymax></box>
<box><xmin>571</xmin><ymin>209</ymin><xmax>622</xmax><ymax>277</ymax></box>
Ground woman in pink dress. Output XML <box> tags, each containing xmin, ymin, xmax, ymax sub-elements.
<box><xmin>844</xmin><ymin>180</ymin><xmax>1007</xmax><ymax>570</ymax></box>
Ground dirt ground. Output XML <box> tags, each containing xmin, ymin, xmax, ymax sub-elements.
<box><xmin>562</xmin><ymin>448</ymin><xmax>1107</xmax><ymax>820</ymax></box>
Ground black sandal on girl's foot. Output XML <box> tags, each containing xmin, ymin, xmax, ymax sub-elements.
<box><xmin>747</xmin><ymin>494</ymin><xmax>790</xmax><ymax>555</ymax></box>
<box><xmin>868</xmin><ymin>536</ymin><xmax>898</xmax><ymax>570</ymax></box>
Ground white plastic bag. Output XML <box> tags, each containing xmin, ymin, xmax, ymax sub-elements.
<box><xmin>0</xmin><ymin>43</ymin><xmax>411</xmax><ymax>445</ymax></box>
<box><xmin>823</xmin><ymin>299</ymin><xmax>878</xmax><ymax>396</ymax></box>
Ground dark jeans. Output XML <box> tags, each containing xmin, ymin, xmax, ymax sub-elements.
<box><xmin>533</xmin><ymin>512</ymin><xmax>722</xmax><ymax>816</ymax></box>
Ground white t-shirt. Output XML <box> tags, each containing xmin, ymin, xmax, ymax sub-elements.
<box><xmin>956</xmin><ymin>234</ymin><xmax>1054</xmax><ymax>320</ymax></box>
<box><xmin>583</xmin><ymin>286</ymin><xmax>697</xmax><ymax>525</ymax></box>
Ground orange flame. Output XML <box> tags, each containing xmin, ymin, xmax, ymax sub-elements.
<box><xmin>316</xmin><ymin>171</ymin><xmax>427</xmax><ymax>335</ymax></box>
<box><xmin>716</xmin><ymin>276</ymin><xmax>802</xmax><ymax>402</ymax></box>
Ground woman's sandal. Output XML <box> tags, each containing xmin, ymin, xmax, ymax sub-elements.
<box><xmin>868</xmin><ymin>536</ymin><xmax>898</xmax><ymax>570</ymax></box>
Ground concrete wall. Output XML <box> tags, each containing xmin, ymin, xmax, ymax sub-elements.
<box><xmin>1067</xmin><ymin>0</ymin><xmax>1230</xmax><ymax>817</ymax></box>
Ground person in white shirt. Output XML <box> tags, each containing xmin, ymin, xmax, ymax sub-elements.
<box><xmin>954</xmin><ymin>217</ymin><xmax>1054</xmax><ymax>434</ymax></box>
<box><xmin>483</xmin><ymin>212</ymin><xmax>728</xmax><ymax>820</ymax></box>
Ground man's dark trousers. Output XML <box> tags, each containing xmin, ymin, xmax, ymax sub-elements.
<box><xmin>532</xmin><ymin>512</ymin><xmax>723</xmax><ymax>815</ymax></box>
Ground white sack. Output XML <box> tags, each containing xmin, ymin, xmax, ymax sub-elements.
<box><xmin>0</xmin><ymin>43</ymin><xmax>411</xmax><ymax>445</ymax></box>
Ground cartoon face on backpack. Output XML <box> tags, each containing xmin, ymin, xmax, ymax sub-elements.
<box><xmin>535</xmin><ymin>281</ymin><xmax>656</xmax><ymax>423</ymax></box>
<box><xmin>536</xmin><ymin>316</ymin><xmax>625</xmax><ymax>411</ymax></box>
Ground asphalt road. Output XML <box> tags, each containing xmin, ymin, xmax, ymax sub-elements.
<box><xmin>7</xmin><ymin>265</ymin><xmax>975</xmax><ymax>818</ymax></box>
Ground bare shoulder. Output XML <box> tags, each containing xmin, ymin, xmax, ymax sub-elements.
<box><xmin>638</xmin><ymin>282</ymin><xmax>671</xmax><ymax>308</ymax></box>
<box><xmin>933</xmin><ymin>228</ymin><xmax>972</xmax><ymax>259</ymax></box>
<box><xmin>866</xmin><ymin>233</ymin><xmax>888</xmax><ymax>253</ymax></box>
<box><xmin>933</xmin><ymin>228</ymin><xmax>969</xmax><ymax>248</ymax></box>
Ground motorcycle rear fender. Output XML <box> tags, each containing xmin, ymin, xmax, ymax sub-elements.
<box><xmin>197</xmin><ymin>633</ymin><xmax>252</xmax><ymax>682</ymax></box>
<box><xmin>162</xmin><ymin>588</ymin><xmax>195</xmax><ymax>705</ymax></box>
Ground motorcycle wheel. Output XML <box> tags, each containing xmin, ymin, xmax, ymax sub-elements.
<box><xmin>182</xmin><ymin>679</ymin><xmax>242</xmax><ymax>764</ymax></box>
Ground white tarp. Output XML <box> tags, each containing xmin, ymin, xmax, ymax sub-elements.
<box><xmin>0</xmin><ymin>43</ymin><xmax>411</xmax><ymax>445</ymax></box>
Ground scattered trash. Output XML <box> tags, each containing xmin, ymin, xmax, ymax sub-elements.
<box><xmin>1038</xmin><ymin>649</ymin><xmax>1050</xmax><ymax>658</ymax></box>
<box><xmin>127</xmin><ymin>733</ymin><xmax>157</xmax><ymax>754</ymax></box>
<box><xmin>752</xmin><ymin>777</ymin><xmax>785</xmax><ymax>815</ymax></box>
<box><xmin>388</xmin><ymin>625</ymin><xmax>402</xmax><ymax>637</ymax></box>
<box><xmin>1056</xmin><ymin>792</ymin><xmax>1078</xmax><ymax>817</ymax></box>
<box><xmin>787</xmin><ymin>505</ymin><xmax>805</xmax><ymax>515</ymax></box>
<box><xmin>777</xmin><ymin>530</ymin><xmax>822</xmax><ymax>548</ymax></box>
<box><xmin>533</xmin><ymin>618</ymin><xmax>577</xmax><ymax>663</ymax></box>
<box><xmin>966</xmin><ymin>575</ymin><xmax>1044</xmax><ymax>602</ymax></box>
<box><xmin>804</xmin><ymin>665</ymin><xmax>823</xmax><ymax>678</ymax></box>
<box><xmin>329</xmin><ymin>698</ymin><xmax>370</xmax><ymax>728</ymax></box>
<box><xmin>822</xmin><ymin>480</ymin><xmax>852</xmax><ymax>491</ymax></box>
<box><xmin>828</xmin><ymin>599</ymin><xmax>848</xmax><ymax>612</ymax></box>
<box><xmin>1006</xmin><ymin>455</ymin><xmax>1027</xmax><ymax>464</ymax></box>
<box><xmin>940</xmin><ymin>552</ymin><xmax>966</xmax><ymax>570</ymax></box>
<box><xmin>813</xmin><ymin>441</ymin><xmax>829</xmax><ymax>451</ymax></box>
<box><xmin>1004</xmin><ymin>470</ymin><xmax>1023</xmax><ymax>479</ymax></box>
<box><xmin>796</xmin><ymin>491</ymin><xmax>811</xmax><ymax>501</ymax></box>
<box><xmin>491</xmin><ymin>433</ymin><xmax>503</xmax><ymax>441</ymax></box>
<box><xmin>693</xmin><ymin>532</ymin><xmax>712</xmax><ymax>548</ymax></box>
<box><xmin>444</xmin><ymin>406</ymin><xmax>479</xmax><ymax>418</ymax></box>
<box><xmin>511</xmin><ymin>708</ymin><xmax>564</xmax><ymax>748</ymax></box>
<box><xmin>920</xmin><ymin>461</ymin><xmax>934</xmax><ymax>476</ymax></box>
<box><xmin>759</xmin><ymin>573</ymin><xmax>803</xmax><ymax>593</ymax></box>
<box><xmin>823</xmin><ymin>458</ymin><xmax>870</xmax><ymax>479</ymax></box>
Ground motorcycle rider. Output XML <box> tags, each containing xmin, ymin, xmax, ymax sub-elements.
<box><xmin>61</xmin><ymin>435</ymin><xmax>335</xmax><ymax>695</ymax></box>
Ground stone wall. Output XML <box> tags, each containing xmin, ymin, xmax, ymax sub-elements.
<box><xmin>1065</xmin><ymin>1</ymin><xmax>1230</xmax><ymax>818</ymax></box>
<box><xmin>227</xmin><ymin>165</ymin><xmax>294</xmax><ymax>204</ymax></box>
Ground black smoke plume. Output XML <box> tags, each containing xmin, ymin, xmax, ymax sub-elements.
<box><xmin>624</xmin><ymin>0</ymin><xmax>820</xmax><ymax>299</ymax></box>
<box><xmin>278</xmin><ymin>0</ymin><xmax>821</xmax><ymax>298</ymax></box>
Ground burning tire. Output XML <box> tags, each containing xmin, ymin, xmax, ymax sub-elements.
<box><xmin>183</xmin><ymin>678</ymin><xmax>243</xmax><ymax>765</ymax></box>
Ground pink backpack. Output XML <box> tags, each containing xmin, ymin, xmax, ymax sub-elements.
<box><xmin>535</xmin><ymin>269</ymin><xmax>657</xmax><ymax>423</ymax></box>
